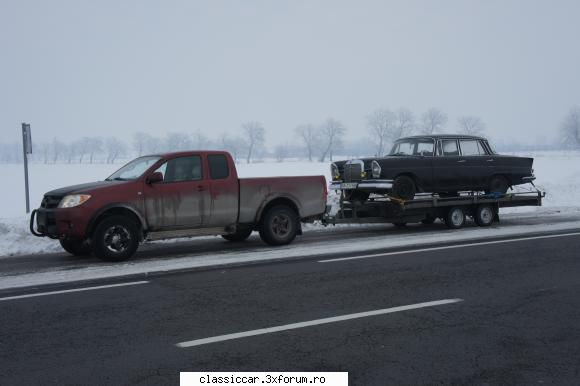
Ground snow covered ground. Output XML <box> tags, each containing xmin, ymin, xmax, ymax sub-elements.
<box><xmin>0</xmin><ymin>151</ymin><xmax>579</xmax><ymax>258</ymax></box>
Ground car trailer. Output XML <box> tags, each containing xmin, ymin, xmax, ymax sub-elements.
<box><xmin>323</xmin><ymin>187</ymin><xmax>545</xmax><ymax>229</ymax></box>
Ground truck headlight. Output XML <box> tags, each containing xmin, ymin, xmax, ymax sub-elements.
<box><xmin>371</xmin><ymin>161</ymin><xmax>381</xmax><ymax>179</ymax></box>
<box><xmin>330</xmin><ymin>163</ymin><xmax>340</xmax><ymax>180</ymax></box>
<box><xmin>58</xmin><ymin>194</ymin><xmax>92</xmax><ymax>208</ymax></box>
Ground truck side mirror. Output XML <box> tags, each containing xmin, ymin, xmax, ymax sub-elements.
<box><xmin>146</xmin><ymin>172</ymin><xmax>164</xmax><ymax>184</ymax></box>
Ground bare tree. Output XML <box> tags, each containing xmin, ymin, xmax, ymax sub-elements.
<box><xmin>319</xmin><ymin>118</ymin><xmax>346</xmax><ymax>162</ymax></box>
<box><xmin>367</xmin><ymin>108</ymin><xmax>395</xmax><ymax>156</ymax></box>
<box><xmin>457</xmin><ymin>115</ymin><xmax>486</xmax><ymax>135</ymax></box>
<box><xmin>86</xmin><ymin>137</ymin><xmax>103</xmax><ymax>164</ymax></box>
<box><xmin>393</xmin><ymin>108</ymin><xmax>416</xmax><ymax>139</ymax></box>
<box><xmin>295</xmin><ymin>124</ymin><xmax>317</xmax><ymax>161</ymax></box>
<box><xmin>420</xmin><ymin>108</ymin><xmax>448</xmax><ymax>134</ymax></box>
<box><xmin>64</xmin><ymin>143</ymin><xmax>77</xmax><ymax>164</ymax></box>
<box><xmin>561</xmin><ymin>106</ymin><xmax>580</xmax><ymax>148</ymax></box>
<box><xmin>132</xmin><ymin>132</ymin><xmax>152</xmax><ymax>156</ymax></box>
<box><xmin>274</xmin><ymin>143</ymin><xmax>290</xmax><ymax>162</ymax></box>
<box><xmin>105</xmin><ymin>137</ymin><xmax>127</xmax><ymax>164</ymax></box>
<box><xmin>221</xmin><ymin>133</ymin><xmax>245</xmax><ymax>162</ymax></box>
<box><xmin>164</xmin><ymin>132</ymin><xmax>192</xmax><ymax>152</ymax></box>
<box><xmin>242</xmin><ymin>121</ymin><xmax>265</xmax><ymax>163</ymax></box>
<box><xmin>51</xmin><ymin>137</ymin><xmax>66</xmax><ymax>163</ymax></box>
<box><xmin>192</xmin><ymin>129</ymin><xmax>211</xmax><ymax>149</ymax></box>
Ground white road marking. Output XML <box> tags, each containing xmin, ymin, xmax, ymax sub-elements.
<box><xmin>0</xmin><ymin>281</ymin><xmax>149</xmax><ymax>302</ymax></box>
<box><xmin>318</xmin><ymin>232</ymin><xmax>580</xmax><ymax>263</ymax></box>
<box><xmin>176</xmin><ymin>298</ymin><xmax>463</xmax><ymax>348</ymax></box>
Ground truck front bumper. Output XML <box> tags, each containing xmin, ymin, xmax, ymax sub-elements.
<box><xmin>329</xmin><ymin>179</ymin><xmax>394</xmax><ymax>191</ymax></box>
<box><xmin>30</xmin><ymin>208</ymin><xmax>89</xmax><ymax>240</ymax></box>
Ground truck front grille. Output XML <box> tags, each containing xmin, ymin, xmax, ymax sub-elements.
<box><xmin>41</xmin><ymin>195</ymin><xmax>62</xmax><ymax>209</ymax></box>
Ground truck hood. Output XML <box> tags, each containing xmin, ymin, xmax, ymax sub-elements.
<box><xmin>45</xmin><ymin>180</ymin><xmax>128</xmax><ymax>197</ymax></box>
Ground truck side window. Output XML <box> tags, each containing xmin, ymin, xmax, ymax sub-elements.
<box><xmin>156</xmin><ymin>156</ymin><xmax>203</xmax><ymax>182</ymax></box>
<box><xmin>441</xmin><ymin>140</ymin><xmax>459</xmax><ymax>156</ymax></box>
<box><xmin>208</xmin><ymin>154</ymin><xmax>229</xmax><ymax>180</ymax></box>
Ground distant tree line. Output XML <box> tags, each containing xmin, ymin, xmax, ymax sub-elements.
<box><xmin>1</xmin><ymin>106</ymin><xmax>578</xmax><ymax>164</ymax></box>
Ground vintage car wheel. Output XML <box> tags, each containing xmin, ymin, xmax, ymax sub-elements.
<box><xmin>59</xmin><ymin>239</ymin><xmax>92</xmax><ymax>256</ymax></box>
<box><xmin>222</xmin><ymin>227</ymin><xmax>253</xmax><ymax>242</ymax></box>
<box><xmin>475</xmin><ymin>204</ymin><xmax>495</xmax><ymax>227</ymax></box>
<box><xmin>259</xmin><ymin>205</ymin><xmax>299</xmax><ymax>246</ymax></box>
<box><xmin>392</xmin><ymin>176</ymin><xmax>416</xmax><ymax>200</ymax></box>
<box><xmin>92</xmin><ymin>215</ymin><xmax>140</xmax><ymax>262</ymax></box>
<box><xmin>487</xmin><ymin>176</ymin><xmax>509</xmax><ymax>194</ymax></box>
<box><xmin>445</xmin><ymin>207</ymin><xmax>466</xmax><ymax>229</ymax></box>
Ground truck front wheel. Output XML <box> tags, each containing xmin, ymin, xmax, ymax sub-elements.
<box><xmin>92</xmin><ymin>215</ymin><xmax>140</xmax><ymax>262</ymax></box>
<box><xmin>59</xmin><ymin>239</ymin><xmax>92</xmax><ymax>256</ymax></box>
<box><xmin>259</xmin><ymin>205</ymin><xmax>299</xmax><ymax>246</ymax></box>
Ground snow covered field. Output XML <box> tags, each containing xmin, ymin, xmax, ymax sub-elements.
<box><xmin>1</xmin><ymin>151</ymin><xmax>579</xmax><ymax>257</ymax></box>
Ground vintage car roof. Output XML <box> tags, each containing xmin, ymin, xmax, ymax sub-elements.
<box><xmin>398</xmin><ymin>134</ymin><xmax>487</xmax><ymax>141</ymax></box>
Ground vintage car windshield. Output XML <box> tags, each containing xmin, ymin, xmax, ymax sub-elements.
<box><xmin>389</xmin><ymin>139</ymin><xmax>435</xmax><ymax>156</ymax></box>
<box><xmin>106</xmin><ymin>156</ymin><xmax>161</xmax><ymax>181</ymax></box>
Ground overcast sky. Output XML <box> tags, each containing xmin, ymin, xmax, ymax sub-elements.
<box><xmin>1</xmin><ymin>0</ymin><xmax>579</xmax><ymax>147</ymax></box>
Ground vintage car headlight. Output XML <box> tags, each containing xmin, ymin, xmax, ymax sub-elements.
<box><xmin>58</xmin><ymin>194</ymin><xmax>92</xmax><ymax>208</ymax></box>
<box><xmin>330</xmin><ymin>163</ymin><xmax>340</xmax><ymax>180</ymax></box>
<box><xmin>371</xmin><ymin>160</ymin><xmax>382</xmax><ymax>179</ymax></box>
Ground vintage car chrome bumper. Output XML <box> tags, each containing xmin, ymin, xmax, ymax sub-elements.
<box><xmin>329</xmin><ymin>179</ymin><xmax>394</xmax><ymax>190</ymax></box>
<box><xmin>522</xmin><ymin>175</ymin><xmax>536</xmax><ymax>182</ymax></box>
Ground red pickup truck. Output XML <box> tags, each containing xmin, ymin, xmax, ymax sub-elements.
<box><xmin>30</xmin><ymin>151</ymin><xmax>327</xmax><ymax>261</ymax></box>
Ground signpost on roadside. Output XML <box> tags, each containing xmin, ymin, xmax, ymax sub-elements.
<box><xmin>22</xmin><ymin>123</ymin><xmax>32</xmax><ymax>214</ymax></box>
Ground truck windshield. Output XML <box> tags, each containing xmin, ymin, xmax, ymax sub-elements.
<box><xmin>106</xmin><ymin>156</ymin><xmax>161</xmax><ymax>181</ymax></box>
<box><xmin>389</xmin><ymin>139</ymin><xmax>434</xmax><ymax>156</ymax></box>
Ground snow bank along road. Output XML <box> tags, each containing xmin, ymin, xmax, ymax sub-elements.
<box><xmin>1</xmin><ymin>209</ymin><xmax>580</xmax><ymax>291</ymax></box>
<box><xmin>1</xmin><ymin>233</ymin><xmax>580</xmax><ymax>385</ymax></box>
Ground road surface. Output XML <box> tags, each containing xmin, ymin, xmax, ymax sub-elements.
<box><xmin>2</xmin><ymin>230</ymin><xmax>580</xmax><ymax>385</ymax></box>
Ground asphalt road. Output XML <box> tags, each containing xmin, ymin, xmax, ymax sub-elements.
<box><xmin>3</xmin><ymin>209</ymin><xmax>580</xmax><ymax>278</ymax></box>
<box><xmin>1</xmin><ymin>232</ymin><xmax>580</xmax><ymax>385</ymax></box>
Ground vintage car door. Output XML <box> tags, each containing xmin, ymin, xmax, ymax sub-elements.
<box><xmin>431</xmin><ymin>139</ymin><xmax>467</xmax><ymax>190</ymax></box>
<box><xmin>458</xmin><ymin>139</ymin><xmax>488</xmax><ymax>188</ymax></box>
<box><xmin>144</xmin><ymin>154</ymin><xmax>210</xmax><ymax>230</ymax></box>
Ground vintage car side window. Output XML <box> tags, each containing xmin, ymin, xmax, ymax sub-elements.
<box><xmin>154</xmin><ymin>156</ymin><xmax>203</xmax><ymax>183</ymax></box>
<box><xmin>459</xmin><ymin>140</ymin><xmax>482</xmax><ymax>156</ymax></box>
<box><xmin>415</xmin><ymin>141</ymin><xmax>434</xmax><ymax>156</ymax></box>
<box><xmin>441</xmin><ymin>140</ymin><xmax>459</xmax><ymax>156</ymax></box>
<box><xmin>208</xmin><ymin>154</ymin><xmax>229</xmax><ymax>180</ymax></box>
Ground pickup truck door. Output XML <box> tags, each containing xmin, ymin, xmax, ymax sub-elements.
<box><xmin>206</xmin><ymin>154</ymin><xmax>238</xmax><ymax>227</ymax></box>
<box><xmin>144</xmin><ymin>155</ymin><xmax>210</xmax><ymax>229</ymax></box>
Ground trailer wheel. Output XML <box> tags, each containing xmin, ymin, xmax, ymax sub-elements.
<box><xmin>392</xmin><ymin>175</ymin><xmax>416</xmax><ymax>200</ymax></box>
<box><xmin>474</xmin><ymin>204</ymin><xmax>495</xmax><ymax>227</ymax></box>
<box><xmin>259</xmin><ymin>205</ymin><xmax>299</xmax><ymax>246</ymax></box>
<box><xmin>445</xmin><ymin>207</ymin><xmax>466</xmax><ymax>229</ymax></box>
<box><xmin>222</xmin><ymin>227</ymin><xmax>253</xmax><ymax>242</ymax></box>
<box><xmin>59</xmin><ymin>239</ymin><xmax>92</xmax><ymax>256</ymax></box>
<box><xmin>92</xmin><ymin>215</ymin><xmax>140</xmax><ymax>262</ymax></box>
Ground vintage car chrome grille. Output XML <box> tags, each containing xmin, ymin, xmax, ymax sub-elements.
<box><xmin>41</xmin><ymin>195</ymin><xmax>62</xmax><ymax>209</ymax></box>
<box><xmin>344</xmin><ymin>163</ymin><xmax>363</xmax><ymax>182</ymax></box>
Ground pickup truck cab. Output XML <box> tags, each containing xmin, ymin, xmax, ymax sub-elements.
<box><xmin>31</xmin><ymin>151</ymin><xmax>327</xmax><ymax>261</ymax></box>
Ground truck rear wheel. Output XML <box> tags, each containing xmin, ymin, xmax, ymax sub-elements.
<box><xmin>475</xmin><ymin>204</ymin><xmax>495</xmax><ymax>227</ymax></box>
<box><xmin>445</xmin><ymin>207</ymin><xmax>466</xmax><ymax>229</ymax></box>
<box><xmin>59</xmin><ymin>239</ymin><xmax>92</xmax><ymax>256</ymax></box>
<box><xmin>222</xmin><ymin>227</ymin><xmax>253</xmax><ymax>242</ymax></box>
<box><xmin>92</xmin><ymin>215</ymin><xmax>140</xmax><ymax>262</ymax></box>
<box><xmin>259</xmin><ymin>205</ymin><xmax>299</xmax><ymax>246</ymax></box>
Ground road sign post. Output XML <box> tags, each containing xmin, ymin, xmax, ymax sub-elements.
<box><xmin>22</xmin><ymin>123</ymin><xmax>32</xmax><ymax>214</ymax></box>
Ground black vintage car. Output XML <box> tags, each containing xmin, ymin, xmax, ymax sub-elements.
<box><xmin>331</xmin><ymin>135</ymin><xmax>535</xmax><ymax>200</ymax></box>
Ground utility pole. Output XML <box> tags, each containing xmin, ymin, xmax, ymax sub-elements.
<box><xmin>22</xmin><ymin>123</ymin><xmax>32</xmax><ymax>213</ymax></box>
